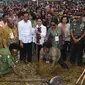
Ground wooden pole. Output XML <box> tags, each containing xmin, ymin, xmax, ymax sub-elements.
<box><xmin>81</xmin><ymin>75</ymin><xmax>85</xmax><ymax>85</ymax></box>
<box><xmin>0</xmin><ymin>79</ymin><xmax>48</xmax><ymax>82</ymax></box>
<box><xmin>0</xmin><ymin>76</ymin><xmax>62</xmax><ymax>85</ymax></box>
<box><xmin>76</xmin><ymin>69</ymin><xmax>85</xmax><ymax>85</ymax></box>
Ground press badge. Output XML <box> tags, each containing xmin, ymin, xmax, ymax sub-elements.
<box><xmin>10</xmin><ymin>33</ymin><xmax>14</xmax><ymax>39</ymax></box>
<box><xmin>55</xmin><ymin>36</ymin><xmax>59</xmax><ymax>41</ymax></box>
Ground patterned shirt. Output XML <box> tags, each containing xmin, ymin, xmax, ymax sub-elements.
<box><xmin>71</xmin><ymin>21</ymin><xmax>85</xmax><ymax>36</ymax></box>
<box><xmin>3</xmin><ymin>25</ymin><xmax>18</xmax><ymax>47</ymax></box>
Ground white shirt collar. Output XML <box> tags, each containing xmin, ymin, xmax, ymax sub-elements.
<box><xmin>22</xmin><ymin>20</ymin><xmax>29</xmax><ymax>23</ymax></box>
<box><xmin>36</xmin><ymin>24</ymin><xmax>43</xmax><ymax>28</ymax></box>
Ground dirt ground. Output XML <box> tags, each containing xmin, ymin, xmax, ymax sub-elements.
<box><xmin>0</xmin><ymin>62</ymin><xmax>85</xmax><ymax>85</ymax></box>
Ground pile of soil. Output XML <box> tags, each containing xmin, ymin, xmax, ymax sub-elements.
<box><xmin>0</xmin><ymin>62</ymin><xmax>85</xmax><ymax>85</ymax></box>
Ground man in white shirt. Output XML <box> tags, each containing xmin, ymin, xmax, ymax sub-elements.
<box><xmin>33</xmin><ymin>18</ymin><xmax>47</xmax><ymax>61</ymax></box>
<box><xmin>18</xmin><ymin>11</ymin><xmax>33</xmax><ymax>63</ymax></box>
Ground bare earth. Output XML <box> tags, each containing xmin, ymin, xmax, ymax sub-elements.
<box><xmin>0</xmin><ymin>61</ymin><xmax>85</xmax><ymax>85</ymax></box>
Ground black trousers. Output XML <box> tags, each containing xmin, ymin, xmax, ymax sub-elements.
<box><xmin>36</xmin><ymin>44</ymin><xmax>42</xmax><ymax>61</ymax></box>
<box><xmin>61</xmin><ymin>41</ymin><xmax>71</xmax><ymax>61</ymax></box>
<box><xmin>20</xmin><ymin>42</ymin><xmax>32</xmax><ymax>62</ymax></box>
<box><xmin>83</xmin><ymin>38</ymin><xmax>85</xmax><ymax>52</ymax></box>
<box><xmin>70</xmin><ymin>38</ymin><xmax>84</xmax><ymax>65</ymax></box>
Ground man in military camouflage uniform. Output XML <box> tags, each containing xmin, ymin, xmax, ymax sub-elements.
<box><xmin>40</xmin><ymin>41</ymin><xmax>69</xmax><ymax>69</ymax></box>
<box><xmin>0</xmin><ymin>43</ymin><xmax>21</xmax><ymax>77</ymax></box>
<box><xmin>70</xmin><ymin>16</ymin><xmax>85</xmax><ymax>66</ymax></box>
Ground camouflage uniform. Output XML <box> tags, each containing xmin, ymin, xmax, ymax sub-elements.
<box><xmin>0</xmin><ymin>48</ymin><xmax>16</xmax><ymax>75</ymax></box>
<box><xmin>70</xmin><ymin>20</ymin><xmax>85</xmax><ymax>65</ymax></box>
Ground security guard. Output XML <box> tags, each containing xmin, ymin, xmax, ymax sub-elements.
<box><xmin>70</xmin><ymin>15</ymin><xmax>85</xmax><ymax>66</ymax></box>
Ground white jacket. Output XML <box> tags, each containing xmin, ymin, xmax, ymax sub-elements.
<box><xmin>32</xmin><ymin>24</ymin><xmax>47</xmax><ymax>45</ymax></box>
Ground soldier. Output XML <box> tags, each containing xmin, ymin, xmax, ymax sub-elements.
<box><xmin>70</xmin><ymin>15</ymin><xmax>85</xmax><ymax>66</ymax></box>
<box><xmin>39</xmin><ymin>41</ymin><xmax>69</xmax><ymax>69</ymax></box>
<box><xmin>0</xmin><ymin>43</ymin><xmax>21</xmax><ymax>77</ymax></box>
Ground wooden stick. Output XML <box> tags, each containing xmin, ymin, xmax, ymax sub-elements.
<box><xmin>76</xmin><ymin>69</ymin><xmax>85</xmax><ymax>84</ymax></box>
<box><xmin>81</xmin><ymin>75</ymin><xmax>85</xmax><ymax>85</ymax></box>
<box><xmin>0</xmin><ymin>79</ymin><xmax>48</xmax><ymax>83</ymax></box>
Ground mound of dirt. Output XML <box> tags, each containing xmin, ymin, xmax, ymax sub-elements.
<box><xmin>0</xmin><ymin>62</ymin><xmax>84</xmax><ymax>85</ymax></box>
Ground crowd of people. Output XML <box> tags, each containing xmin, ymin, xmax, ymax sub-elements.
<box><xmin>0</xmin><ymin>0</ymin><xmax>85</xmax><ymax>76</ymax></box>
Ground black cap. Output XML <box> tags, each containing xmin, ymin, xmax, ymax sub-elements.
<box><xmin>9</xmin><ymin>43</ymin><xmax>19</xmax><ymax>51</ymax></box>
